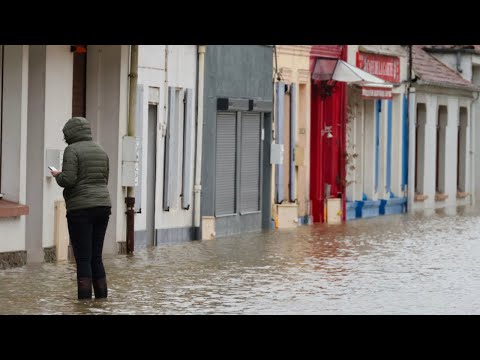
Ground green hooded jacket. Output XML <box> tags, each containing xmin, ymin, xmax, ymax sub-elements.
<box><xmin>55</xmin><ymin>117</ymin><xmax>112</xmax><ymax>211</ymax></box>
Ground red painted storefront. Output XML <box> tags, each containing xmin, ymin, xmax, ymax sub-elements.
<box><xmin>310</xmin><ymin>45</ymin><xmax>348</xmax><ymax>223</ymax></box>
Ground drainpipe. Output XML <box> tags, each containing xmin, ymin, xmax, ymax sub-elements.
<box><xmin>406</xmin><ymin>45</ymin><xmax>415</xmax><ymax>212</ymax></box>
<box><xmin>126</xmin><ymin>45</ymin><xmax>139</xmax><ymax>255</ymax></box>
<box><xmin>193</xmin><ymin>45</ymin><xmax>206</xmax><ymax>240</ymax></box>
<box><xmin>470</xmin><ymin>91</ymin><xmax>479</xmax><ymax>206</ymax></box>
<box><xmin>456</xmin><ymin>51</ymin><xmax>463</xmax><ymax>73</ymax></box>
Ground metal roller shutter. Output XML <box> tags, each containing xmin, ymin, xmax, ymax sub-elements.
<box><xmin>240</xmin><ymin>112</ymin><xmax>261</xmax><ymax>213</ymax></box>
<box><xmin>215</xmin><ymin>112</ymin><xmax>237</xmax><ymax>216</ymax></box>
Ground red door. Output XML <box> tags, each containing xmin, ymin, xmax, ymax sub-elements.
<box><xmin>310</xmin><ymin>46</ymin><xmax>347</xmax><ymax>223</ymax></box>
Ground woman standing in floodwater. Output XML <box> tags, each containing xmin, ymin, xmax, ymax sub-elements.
<box><xmin>51</xmin><ymin>117</ymin><xmax>112</xmax><ymax>300</ymax></box>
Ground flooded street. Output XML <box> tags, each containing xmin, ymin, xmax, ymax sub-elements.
<box><xmin>2</xmin><ymin>206</ymin><xmax>480</xmax><ymax>314</ymax></box>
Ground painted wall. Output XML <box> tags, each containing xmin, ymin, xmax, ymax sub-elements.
<box><xmin>0</xmin><ymin>45</ymin><xmax>29</xmax><ymax>254</ymax></box>
<box><xmin>86</xmin><ymin>45</ymin><xmax>129</xmax><ymax>254</ymax></box>
<box><xmin>345</xmin><ymin>45</ymin><xmax>408</xmax><ymax>218</ymax></box>
<box><xmin>26</xmin><ymin>45</ymin><xmax>47</xmax><ymax>261</ymax></box>
<box><xmin>135</xmin><ymin>45</ymin><xmax>198</xmax><ymax>243</ymax></box>
<box><xmin>274</xmin><ymin>45</ymin><xmax>311</xmax><ymax>221</ymax></box>
<box><xmin>430</xmin><ymin>52</ymin><xmax>473</xmax><ymax>82</ymax></box>
<box><xmin>310</xmin><ymin>45</ymin><xmax>347</xmax><ymax>223</ymax></box>
<box><xmin>412</xmin><ymin>90</ymin><xmax>474</xmax><ymax>210</ymax></box>
<box><xmin>471</xmin><ymin>66</ymin><xmax>480</xmax><ymax>203</ymax></box>
<box><xmin>201</xmin><ymin>45</ymin><xmax>273</xmax><ymax>236</ymax></box>
<box><xmin>0</xmin><ymin>218</ymin><xmax>26</xmax><ymax>252</ymax></box>
<box><xmin>43</xmin><ymin>46</ymin><xmax>73</xmax><ymax>250</ymax></box>
<box><xmin>2</xmin><ymin>45</ymin><xmax>129</xmax><ymax>259</ymax></box>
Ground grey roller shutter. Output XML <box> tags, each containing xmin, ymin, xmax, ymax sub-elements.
<box><xmin>240</xmin><ymin>112</ymin><xmax>261</xmax><ymax>213</ymax></box>
<box><xmin>215</xmin><ymin>112</ymin><xmax>237</xmax><ymax>216</ymax></box>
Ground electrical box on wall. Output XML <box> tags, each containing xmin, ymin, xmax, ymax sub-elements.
<box><xmin>45</xmin><ymin>149</ymin><xmax>64</xmax><ymax>177</ymax></box>
<box><xmin>122</xmin><ymin>162</ymin><xmax>136</xmax><ymax>187</ymax></box>
<box><xmin>271</xmin><ymin>144</ymin><xmax>284</xmax><ymax>165</ymax></box>
<box><xmin>122</xmin><ymin>136</ymin><xmax>138</xmax><ymax>187</ymax></box>
<box><xmin>295</xmin><ymin>145</ymin><xmax>305</xmax><ymax>166</ymax></box>
<box><xmin>327</xmin><ymin>198</ymin><xmax>342</xmax><ymax>224</ymax></box>
<box><xmin>122</xmin><ymin>136</ymin><xmax>137</xmax><ymax>162</ymax></box>
<box><xmin>275</xmin><ymin>203</ymin><xmax>298</xmax><ymax>229</ymax></box>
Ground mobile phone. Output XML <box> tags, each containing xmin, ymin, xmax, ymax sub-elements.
<box><xmin>48</xmin><ymin>166</ymin><xmax>58</xmax><ymax>172</ymax></box>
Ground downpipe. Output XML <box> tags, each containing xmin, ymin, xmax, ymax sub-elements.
<box><xmin>126</xmin><ymin>45</ymin><xmax>139</xmax><ymax>255</ymax></box>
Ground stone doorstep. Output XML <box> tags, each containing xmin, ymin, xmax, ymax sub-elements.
<box><xmin>457</xmin><ymin>192</ymin><xmax>470</xmax><ymax>199</ymax></box>
<box><xmin>414</xmin><ymin>194</ymin><xmax>429</xmax><ymax>202</ymax></box>
<box><xmin>435</xmin><ymin>193</ymin><xmax>449</xmax><ymax>201</ymax></box>
<box><xmin>0</xmin><ymin>199</ymin><xmax>29</xmax><ymax>218</ymax></box>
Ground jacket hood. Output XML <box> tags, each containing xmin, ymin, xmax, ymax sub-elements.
<box><xmin>63</xmin><ymin>117</ymin><xmax>93</xmax><ymax>144</ymax></box>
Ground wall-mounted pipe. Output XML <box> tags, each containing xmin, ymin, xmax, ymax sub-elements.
<box><xmin>193</xmin><ymin>45</ymin><xmax>206</xmax><ymax>239</ymax></box>
<box><xmin>125</xmin><ymin>44</ymin><xmax>139</xmax><ymax>255</ymax></box>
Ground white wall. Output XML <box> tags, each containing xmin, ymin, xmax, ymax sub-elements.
<box><xmin>472</xmin><ymin>67</ymin><xmax>480</xmax><ymax>202</ymax></box>
<box><xmin>136</xmin><ymin>45</ymin><xmax>198</xmax><ymax>232</ymax></box>
<box><xmin>353</xmin><ymin>90</ymin><xmax>364</xmax><ymax>201</ymax></box>
<box><xmin>2</xmin><ymin>45</ymin><xmax>29</xmax><ymax>204</ymax></box>
<box><xmin>43</xmin><ymin>46</ymin><xmax>73</xmax><ymax>249</ymax></box>
<box><xmin>346</xmin><ymin>90</ymin><xmax>356</xmax><ymax>201</ymax></box>
<box><xmin>346</xmin><ymin>45</ymin><xmax>408</xmax><ymax>203</ymax></box>
<box><xmin>0</xmin><ymin>218</ymin><xmax>26</xmax><ymax>252</ymax></box>
<box><xmin>135</xmin><ymin>45</ymin><xmax>165</xmax><ymax>231</ymax></box>
<box><xmin>413</xmin><ymin>91</ymin><xmax>473</xmax><ymax>210</ymax></box>
<box><xmin>347</xmin><ymin>46</ymin><xmax>363</xmax><ymax>202</ymax></box>
<box><xmin>86</xmin><ymin>45</ymin><xmax>129</xmax><ymax>254</ymax></box>
<box><xmin>0</xmin><ymin>45</ymin><xmax>29</xmax><ymax>254</ymax></box>
<box><xmin>391</xmin><ymin>94</ymin><xmax>403</xmax><ymax>197</ymax></box>
<box><xmin>422</xmin><ymin>95</ymin><xmax>438</xmax><ymax>208</ymax></box>
<box><xmin>26</xmin><ymin>45</ymin><xmax>46</xmax><ymax>261</ymax></box>
<box><xmin>430</xmin><ymin>53</ymin><xmax>473</xmax><ymax>82</ymax></box>
<box><xmin>444</xmin><ymin>98</ymin><xmax>459</xmax><ymax>205</ymax></box>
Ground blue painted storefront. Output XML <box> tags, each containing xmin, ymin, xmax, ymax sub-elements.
<box><xmin>347</xmin><ymin>96</ymin><xmax>407</xmax><ymax>220</ymax></box>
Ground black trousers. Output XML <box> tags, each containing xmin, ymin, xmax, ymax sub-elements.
<box><xmin>67</xmin><ymin>206</ymin><xmax>111</xmax><ymax>279</ymax></box>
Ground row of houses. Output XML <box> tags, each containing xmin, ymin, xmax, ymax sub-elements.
<box><xmin>1</xmin><ymin>45</ymin><xmax>479</xmax><ymax>269</ymax></box>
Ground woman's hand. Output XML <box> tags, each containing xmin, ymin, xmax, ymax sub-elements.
<box><xmin>51</xmin><ymin>170</ymin><xmax>62</xmax><ymax>177</ymax></box>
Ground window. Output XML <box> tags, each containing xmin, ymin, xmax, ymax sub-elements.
<box><xmin>163</xmin><ymin>86</ymin><xmax>194</xmax><ymax>211</ymax></box>
<box><xmin>182</xmin><ymin>88</ymin><xmax>194</xmax><ymax>210</ymax></box>
<box><xmin>163</xmin><ymin>87</ymin><xmax>179</xmax><ymax>211</ymax></box>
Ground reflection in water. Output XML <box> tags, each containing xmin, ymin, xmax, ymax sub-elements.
<box><xmin>2</xmin><ymin>205</ymin><xmax>480</xmax><ymax>314</ymax></box>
